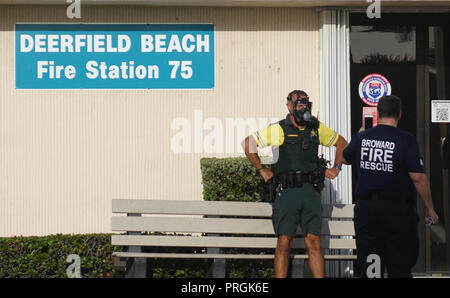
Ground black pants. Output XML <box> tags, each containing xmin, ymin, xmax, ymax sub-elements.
<box><xmin>354</xmin><ymin>199</ymin><xmax>419</xmax><ymax>278</ymax></box>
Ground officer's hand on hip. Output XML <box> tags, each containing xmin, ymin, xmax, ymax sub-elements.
<box><xmin>325</xmin><ymin>168</ymin><xmax>340</xmax><ymax>180</ymax></box>
<box><xmin>259</xmin><ymin>168</ymin><xmax>274</xmax><ymax>183</ymax></box>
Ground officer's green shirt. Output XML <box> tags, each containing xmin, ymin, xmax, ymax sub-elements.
<box><xmin>252</xmin><ymin>116</ymin><xmax>339</xmax><ymax>149</ymax></box>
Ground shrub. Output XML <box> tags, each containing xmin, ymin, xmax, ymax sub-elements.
<box><xmin>0</xmin><ymin>233</ymin><xmax>274</xmax><ymax>278</ymax></box>
<box><xmin>0</xmin><ymin>234</ymin><xmax>123</xmax><ymax>278</ymax></box>
<box><xmin>200</xmin><ymin>157</ymin><xmax>271</xmax><ymax>202</ymax></box>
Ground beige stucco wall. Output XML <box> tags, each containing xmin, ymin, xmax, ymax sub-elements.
<box><xmin>0</xmin><ymin>5</ymin><xmax>319</xmax><ymax>236</ymax></box>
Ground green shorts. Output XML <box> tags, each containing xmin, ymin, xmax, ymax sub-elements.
<box><xmin>272</xmin><ymin>183</ymin><xmax>322</xmax><ymax>237</ymax></box>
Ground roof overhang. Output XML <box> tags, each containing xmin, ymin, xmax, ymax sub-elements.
<box><xmin>0</xmin><ymin>0</ymin><xmax>450</xmax><ymax>7</ymax></box>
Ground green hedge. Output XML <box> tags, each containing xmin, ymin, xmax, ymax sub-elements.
<box><xmin>0</xmin><ymin>233</ymin><xmax>274</xmax><ymax>278</ymax></box>
<box><xmin>0</xmin><ymin>234</ymin><xmax>123</xmax><ymax>278</ymax></box>
<box><xmin>200</xmin><ymin>157</ymin><xmax>271</xmax><ymax>202</ymax></box>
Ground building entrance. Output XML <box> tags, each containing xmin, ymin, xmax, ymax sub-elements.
<box><xmin>349</xmin><ymin>13</ymin><xmax>450</xmax><ymax>275</ymax></box>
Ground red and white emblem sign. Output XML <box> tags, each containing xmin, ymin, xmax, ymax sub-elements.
<box><xmin>358</xmin><ymin>73</ymin><xmax>392</xmax><ymax>106</ymax></box>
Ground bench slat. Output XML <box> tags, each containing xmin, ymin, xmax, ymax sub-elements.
<box><xmin>112</xmin><ymin>199</ymin><xmax>354</xmax><ymax>218</ymax></box>
<box><xmin>112</xmin><ymin>251</ymin><xmax>357</xmax><ymax>260</ymax></box>
<box><xmin>111</xmin><ymin>235</ymin><xmax>356</xmax><ymax>249</ymax></box>
<box><xmin>111</xmin><ymin>216</ymin><xmax>355</xmax><ymax>236</ymax></box>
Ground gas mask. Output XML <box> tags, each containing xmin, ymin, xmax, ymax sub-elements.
<box><xmin>291</xmin><ymin>98</ymin><xmax>313</xmax><ymax>126</ymax></box>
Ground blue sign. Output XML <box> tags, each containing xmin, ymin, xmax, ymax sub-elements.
<box><xmin>15</xmin><ymin>24</ymin><xmax>215</xmax><ymax>89</ymax></box>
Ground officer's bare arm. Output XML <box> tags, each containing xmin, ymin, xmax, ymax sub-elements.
<box><xmin>333</xmin><ymin>135</ymin><xmax>348</xmax><ymax>166</ymax></box>
<box><xmin>242</xmin><ymin>136</ymin><xmax>274</xmax><ymax>182</ymax></box>
<box><xmin>324</xmin><ymin>135</ymin><xmax>347</xmax><ymax>180</ymax></box>
<box><xmin>242</xmin><ymin>136</ymin><xmax>262</xmax><ymax>169</ymax></box>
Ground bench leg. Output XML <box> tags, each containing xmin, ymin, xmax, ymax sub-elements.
<box><xmin>125</xmin><ymin>213</ymin><xmax>147</xmax><ymax>278</ymax></box>
<box><xmin>206</xmin><ymin>225</ymin><xmax>227</xmax><ymax>278</ymax></box>
<box><xmin>125</xmin><ymin>243</ymin><xmax>146</xmax><ymax>278</ymax></box>
<box><xmin>291</xmin><ymin>259</ymin><xmax>306</xmax><ymax>278</ymax></box>
<box><xmin>208</xmin><ymin>258</ymin><xmax>226</xmax><ymax>278</ymax></box>
<box><xmin>126</xmin><ymin>257</ymin><xmax>147</xmax><ymax>278</ymax></box>
<box><xmin>206</xmin><ymin>247</ymin><xmax>226</xmax><ymax>278</ymax></box>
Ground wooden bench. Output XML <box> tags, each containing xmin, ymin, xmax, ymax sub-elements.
<box><xmin>111</xmin><ymin>199</ymin><xmax>356</xmax><ymax>278</ymax></box>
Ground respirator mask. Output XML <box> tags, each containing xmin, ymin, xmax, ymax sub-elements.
<box><xmin>289</xmin><ymin>94</ymin><xmax>313</xmax><ymax>126</ymax></box>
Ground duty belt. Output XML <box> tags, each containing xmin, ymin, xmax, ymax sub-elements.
<box><xmin>274</xmin><ymin>170</ymin><xmax>312</xmax><ymax>189</ymax></box>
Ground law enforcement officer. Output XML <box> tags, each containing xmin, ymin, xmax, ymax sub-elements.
<box><xmin>342</xmin><ymin>95</ymin><xmax>439</xmax><ymax>278</ymax></box>
<box><xmin>242</xmin><ymin>90</ymin><xmax>348</xmax><ymax>278</ymax></box>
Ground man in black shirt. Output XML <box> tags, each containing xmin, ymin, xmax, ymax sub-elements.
<box><xmin>342</xmin><ymin>95</ymin><xmax>439</xmax><ymax>278</ymax></box>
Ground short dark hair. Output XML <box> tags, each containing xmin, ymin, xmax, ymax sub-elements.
<box><xmin>287</xmin><ymin>90</ymin><xmax>308</xmax><ymax>101</ymax></box>
<box><xmin>377</xmin><ymin>95</ymin><xmax>402</xmax><ymax>119</ymax></box>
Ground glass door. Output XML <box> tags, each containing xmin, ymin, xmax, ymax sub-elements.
<box><xmin>426</xmin><ymin>24</ymin><xmax>450</xmax><ymax>274</ymax></box>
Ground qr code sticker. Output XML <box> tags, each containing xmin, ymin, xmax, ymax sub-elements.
<box><xmin>436</xmin><ymin>108</ymin><xmax>449</xmax><ymax>121</ymax></box>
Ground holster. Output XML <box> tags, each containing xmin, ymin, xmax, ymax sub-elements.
<box><xmin>310</xmin><ymin>167</ymin><xmax>325</xmax><ymax>192</ymax></box>
<box><xmin>268</xmin><ymin>178</ymin><xmax>277</xmax><ymax>202</ymax></box>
